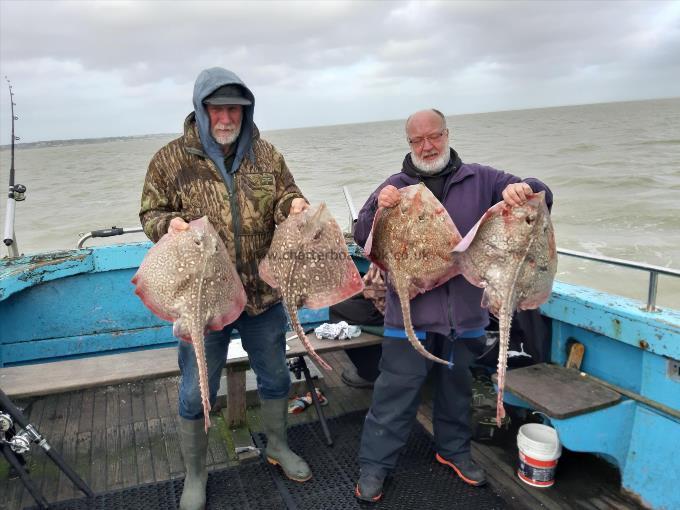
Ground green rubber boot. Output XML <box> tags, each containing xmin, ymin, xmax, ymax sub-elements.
<box><xmin>261</xmin><ymin>398</ymin><xmax>312</xmax><ymax>482</ymax></box>
<box><xmin>178</xmin><ymin>418</ymin><xmax>208</xmax><ymax>510</ymax></box>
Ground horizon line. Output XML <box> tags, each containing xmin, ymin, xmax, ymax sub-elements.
<box><xmin>2</xmin><ymin>95</ymin><xmax>678</xmax><ymax>148</ymax></box>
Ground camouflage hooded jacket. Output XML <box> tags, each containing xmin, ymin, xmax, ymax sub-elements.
<box><xmin>140</xmin><ymin>74</ymin><xmax>305</xmax><ymax>315</ymax></box>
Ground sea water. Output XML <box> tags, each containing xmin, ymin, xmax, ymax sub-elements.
<box><xmin>2</xmin><ymin>97</ymin><xmax>679</xmax><ymax>308</ymax></box>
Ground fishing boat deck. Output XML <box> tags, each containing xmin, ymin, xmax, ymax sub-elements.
<box><xmin>0</xmin><ymin>351</ymin><xmax>644</xmax><ymax>510</ymax></box>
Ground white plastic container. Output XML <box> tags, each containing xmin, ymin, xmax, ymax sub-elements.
<box><xmin>516</xmin><ymin>423</ymin><xmax>562</xmax><ymax>487</ymax></box>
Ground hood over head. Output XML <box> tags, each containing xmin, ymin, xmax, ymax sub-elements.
<box><xmin>192</xmin><ymin>67</ymin><xmax>256</xmax><ymax>191</ymax></box>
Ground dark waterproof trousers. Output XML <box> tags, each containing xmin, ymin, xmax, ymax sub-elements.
<box><xmin>358</xmin><ymin>333</ymin><xmax>479</xmax><ymax>478</ymax></box>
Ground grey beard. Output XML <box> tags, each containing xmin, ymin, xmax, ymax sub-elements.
<box><xmin>212</xmin><ymin>122</ymin><xmax>242</xmax><ymax>146</ymax></box>
<box><xmin>411</xmin><ymin>149</ymin><xmax>451</xmax><ymax>175</ymax></box>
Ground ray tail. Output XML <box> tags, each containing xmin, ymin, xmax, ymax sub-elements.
<box><xmin>191</xmin><ymin>253</ymin><xmax>212</xmax><ymax>433</ymax></box>
<box><xmin>495</xmin><ymin>303</ymin><xmax>511</xmax><ymax>428</ymax></box>
<box><xmin>285</xmin><ymin>299</ymin><xmax>332</xmax><ymax>371</ymax></box>
<box><xmin>396</xmin><ymin>280</ymin><xmax>450</xmax><ymax>367</ymax></box>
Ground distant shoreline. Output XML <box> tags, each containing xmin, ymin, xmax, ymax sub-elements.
<box><xmin>0</xmin><ymin>132</ymin><xmax>180</xmax><ymax>151</ymax></box>
<box><xmin>2</xmin><ymin>95</ymin><xmax>679</xmax><ymax>149</ymax></box>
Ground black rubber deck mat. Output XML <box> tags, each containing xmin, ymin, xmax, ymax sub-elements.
<box><xmin>24</xmin><ymin>462</ymin><xmax>286</xmax><ymax>510</ymax></box>
<box><xmin>253</xmin><ymin>409</ymin><xmax>508</xmax><ymax>509</ymax></box>
<box><xmin>27</xmin><ymin>410</ymin><xmax>506</xmax><ymax>509</ymax></box>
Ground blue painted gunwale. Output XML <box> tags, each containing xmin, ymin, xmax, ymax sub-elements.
<box><xmin>0</xmin><ymin>243</ymin><xmax>328</xmax><ymax>366</ymax></box>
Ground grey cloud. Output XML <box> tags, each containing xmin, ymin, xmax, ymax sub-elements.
<box><xmin>1</xmin><ymin>0</ymin><xmax>678</xmax><ymax>143</ymax></box>
<box><xmin>3</xmin><ymin>1</ymin><xmax>674</xmax><ymax>85</ymax></box>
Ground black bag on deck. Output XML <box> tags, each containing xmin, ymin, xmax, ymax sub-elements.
<box><xmin>476</xmin><ymin>309</ymin><xmax>552</xmax><ymax>368</ymax></box>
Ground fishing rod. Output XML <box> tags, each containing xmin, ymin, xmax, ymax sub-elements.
<box><xmin>3</xmin><ymin>77</ymin><xmax>27</xmax><ymax>258</ymax></box>
<box><xmin>0</xmin><ymin>388</ymin><xmax>94</xmax><ymax>508</ymax></box>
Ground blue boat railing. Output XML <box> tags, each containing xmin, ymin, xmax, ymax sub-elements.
<box><xmin>341</xmin><ymin>186</ymin><xmax>680</xmax><ymax>312</ymax></box>
<box><xmin>556</xmin><ymin>249</ymin><xmax>680</xmax><ymax>312</ymax></box>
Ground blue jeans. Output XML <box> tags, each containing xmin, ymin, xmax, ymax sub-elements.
<box><xmin>178</xmin><ymin>302</ymin><xmax>290</xmax><ymax>420</ymax></box>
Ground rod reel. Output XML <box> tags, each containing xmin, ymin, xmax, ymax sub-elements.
<box><xmin>1</xmin><ymin>419</ymin><xmax>47</xmax><ymax>455</ymax></box>
<box><xmin>11</xmin><ymin>183</ymin><xmax>27</xmax><ymax>201</ymax></box>
<box><xmin>0</xmin><ymin>410</ymin><xmax>13</xmax><ymax>432</ymax></box>
<box><xmin>0</xmin><ymin>405</ymin><xmax>29</xmax><ymax>456</ymax></box>
<box><xmin>4</xmin><ymin>429</ymin><xmax>31</xmax><ymax>454</ymax></box>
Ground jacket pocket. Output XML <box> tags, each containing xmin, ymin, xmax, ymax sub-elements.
<box><xmin>182</xmin><ymin>173</ymin><xmax>229</xmax><ymax>223</ymax></box>
<box><xmin>238</xmin><ymin>172</ymin><xmax>275</xmax><ymax>234</ymax></box>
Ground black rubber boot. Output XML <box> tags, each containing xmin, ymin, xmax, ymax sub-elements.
<box><xmin>178</xmin><ymin>418</ymin><xmax>208</xmax><ymax>510</ymax></box>
<box><xmin>261</xmin><ymin>398</ymin><xmax>312</xmax><ymax>482</ymax></box>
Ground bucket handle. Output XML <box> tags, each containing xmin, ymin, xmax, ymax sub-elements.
<box><xmin>531</xmin><ymin>411</ymin><xmax>551</xmax><ymax>424</ymax></box>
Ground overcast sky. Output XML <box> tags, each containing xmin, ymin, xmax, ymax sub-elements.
<box><xmin>1</xmin><ymin>0</ymin><xmax>679</xmax><ymax>144</ymax></box>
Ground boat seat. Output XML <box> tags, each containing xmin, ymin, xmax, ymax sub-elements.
<box><xmin>493</xmin><ymin>363</ymin><xmax>621</xmax><ymax>419</ymax></box>
<box><xmin>0</xmin><ymin>331</ymin><xmax>383</xmax><ymax>428</ymax></box>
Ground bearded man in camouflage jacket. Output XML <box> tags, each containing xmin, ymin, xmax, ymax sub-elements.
<box><xmin>140</xmin><ymin>67</ymin><xmax>311</xmax><ymax>510</ymax></box>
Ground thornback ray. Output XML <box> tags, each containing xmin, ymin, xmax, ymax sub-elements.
<box><xmin>364</xmin><ymin>183</ymin><xmax>462</xmax><ymax>366</ymax></box>
<box><xmin>131</xmin><ymin>216</ymin><xmax>247</xmax><ymax>433</ymax></box>
<box><xmin>259</xmin><ymin>203</ymin><xmax>364</xmax><ymax>371</ymax></box>
<box><xmin>453</xmin><ymin>192</ymin><xmax>557</xmax><ymax>426</ymax></box>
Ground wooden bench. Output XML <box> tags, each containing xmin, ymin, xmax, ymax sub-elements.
<box><xmin>0</xmin><ymin>331</ymin><xmax>382</xmax><ymax>429</ymax></box>
<box><xmin>494</xmin><ymin>363</ymin><xmax>621</xmax><ymax>419</ymax></box>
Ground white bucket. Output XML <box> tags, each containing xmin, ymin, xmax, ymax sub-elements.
<box><xmin>517</xmin><ymin>423</ymin><xmax>562</xmax><ymax>487</ymax></box>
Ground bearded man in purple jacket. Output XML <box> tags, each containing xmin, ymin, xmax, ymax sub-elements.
<box><xmin>353</xmin><ymin>109</ymin><xmax>552</xmax><ymax>503</ymax></box>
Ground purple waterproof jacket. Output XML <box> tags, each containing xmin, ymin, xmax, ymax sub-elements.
<box><xmin>353</xmin><ymin>160</ymin><xmax>553</xmax><ymax>337</ymax></box>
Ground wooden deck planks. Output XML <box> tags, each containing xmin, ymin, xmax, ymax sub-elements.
<box><xmin>142</xmin><ymin>379</ymin><xmax>159</xmax><ymax>421</ymax></box>
<box><xmin>30</xmin><ymin>395</ymin><xmax>63</xmax><ymax>509</ymax></box>
<box><xmin>55</xmin><ymin>391</ymin><xmax>83</xmax><ymax>500</ymax></box>
<box><xmin>154</xmin><ymin>379</ymin><xmax>174</xmax><ymax>419</ymax></box>
<box><xmin>77</xmin><ymin>388</ymin><xmax>94</xmax><ymax>433</ymax></box>
<box><xmin>89</xmin><ymin>427</ymin><xmax>107</xmax><ymax>494</ymax></box>
<box><xmin>55</xmin><ymin>425</ymin><xmax>78</xmax><ymax>501</ymax></box>
<box><xmin>104</xmin><ymin>386</ymin><xmax>120</xmax><ymax>430</ymax></box>
<box><xmin>207</xmin><ymin>423</ymin><xmax>229</xmax><ymax>467</ymax></box>
<box><xmin>159</xmin><ymin>416</ymin><xmax>183</xmax><ymax>478</ymax></box>
<box><xmin>60</xmin><ymin>392</ymin><xmax>86</xmax><ymax>502</ymax></box>
<box><xmin>146</xmin><ymin>418</ymin><xmax>169</xmax><ymax>483</ymax></box>
<box><xmin>117</xmin><ymin>385</ymin><xmax>133</xmax><ymax>426</ymax></box>
<box><xmin>91</xmin><ymin>389</ymin><xmax>107</xmax><ymax>431</ymax></box>
<box><xmin>74</xmin><ymin>431</ymin><xmax>92</xmax><ymax>497</ymax></box>
<box><xmin>130</xmin><ymin>382</ymin><xmax>146</xmax><ymax>424</ymax></box>
<box><xmin>119</xmin><ymin>423</ymin><xmax>138</xmax><ymax>488</ymax></box>
<box><xmin>133</xmin><ymin>420</ymin><xmax>155</xmax><ymax>484</ymax></box>
<box><xmin>165</xmin><ymin>379</ymin><xmax>179</xmax><ymax>418</ymax></box>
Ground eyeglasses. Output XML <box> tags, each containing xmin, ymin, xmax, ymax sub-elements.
<box><xmin>408</xmin><ymin>128</ymin><xmax>448</xmax><ymax>147</ymax></box>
